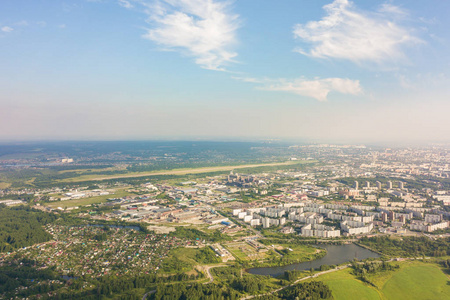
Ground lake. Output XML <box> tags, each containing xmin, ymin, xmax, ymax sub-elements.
<box><xmin>248</xmin><ymin>244</ymin><xmax>380</xmax><ymax>277</ymax></box>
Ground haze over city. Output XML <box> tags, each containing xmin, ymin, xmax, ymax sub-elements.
<box><xmin>1</xmin><ymin>0</ymin><xmax>450</xmax><ymax>143</ymax></box>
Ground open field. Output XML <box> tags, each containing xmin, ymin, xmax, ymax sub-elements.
<box><xmin>0</xmin><ymin>182</ymin><xmax>11</xmax><ymax>189</ymax></box>
<box><xmin>224</xmin><ymin>242</ymin><xmax>268</xmax><ymax>261</ymax></box>
<box><xmin>381</xmin><ymin>262</ymin><xmax>450</xmax><ymax>300</ymax></box>
<box><xmin>161</xmin><ymin>247</ymin><xmax>223</xmax><ymax>274</ymax></box>
<box><xmin>314</xmin><ymin>267</ymin><xmax>381</xmax><ymax>300</ymax></box>
<box><xmin>59</xmin><ymin>161</ymin><xmax>310</xmax><ymax>182</ymax></box>
<box><xmin>45</xmin><ymin>189</ymin><xmax>131</xmax><ymax>208</ymax></box>
<box><xmin>310</xmin><ymin>261</ymin><xmax>450</xmax><ymax>300</ymax></box>
<box><xmin>272</xmin><ymin>243</ymin><xmax>322</xmax><ymax>261</ymax></box>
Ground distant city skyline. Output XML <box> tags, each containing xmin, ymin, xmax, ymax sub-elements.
<box><xmin>1</xmin><ymin>0</ymin><xmax>450</xmax><ymax>143</ymax></box>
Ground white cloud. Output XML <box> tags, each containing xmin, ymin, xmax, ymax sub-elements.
<box><xmin>118</xmin><ymin>0</ymin><xmax>134</xmax><ymax>9</ymax></box>
<box><xmin>263</xmin><ymin>78</ymin><xmax>362</xmax><ymax>101</ymax></box>
<box><xmin>142</xmin><ymin>0</ymin><xmax>239</xmax><ymax>71</ymax></box>
<box><xmin>1</xmin><ymin>26</ymin><xmax>14</xmax><ymax>33</ymax></box>
<box><xmin>235</xmin><ymin>76</ymin><xmax>362</xmax><ymax>101</ymax></box>
<box><xmin>231</xmin><ymin>76</ymin><xmax>265</xmax><ymax>84</ymax></box>
<box><xmin>293</xmin><ymin>0</ymin><xmax>422</xmax><ymax>64</ymax></box>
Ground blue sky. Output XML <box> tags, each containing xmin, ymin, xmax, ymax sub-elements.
<box><xmin>1</xmin><ymin>0</ymin><xmax>450</xmax><ymax>143</ymax></box>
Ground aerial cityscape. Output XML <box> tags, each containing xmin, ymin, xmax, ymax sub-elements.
<box><xmin>0</xmin><ymin>142</ymin><xmax>449</xmax><ymax>299</ymax></box>
<box><xmin>1</xmin><ymin>0</ymin><xmax>450</xmax><ymax>299</ymax></box>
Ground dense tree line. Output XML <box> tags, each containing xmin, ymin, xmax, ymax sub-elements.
<box><xmin>359</xmin><ymin>236</ymin><xmax>450</xmax><ymax>257</ymax></box>
<box><xmin>150</xmin><ymin>283</ymin><xmax>240</xmax><ymax>300</ymax></box>
<box><xmin>232</xmin><ymin>276</ymin><xmax>267</xmax><ymax>294</ymax></box>
<box><xmin>0</xmin><ymin>205</ymin><xmax>57</xmax><ymax>252</ymax></box>
<box><xmin>283</xmin><ymin>270</ymin><xmax>303</xmax><ymax>282</ymax></box>
<box><xmin>211</xmin><ymin>267</ymin><xmax>271</xmax><ymax>295</ymax></box>
<box><xmin>27</xmin><ymin>273</ymin><xmax>204</xmax><ymax>299</ymax></box>
<box><xmin>351</xmin><ymin>260</ymin><xmax>398</xmax><ymax>285</ymax></box>
<box><xmin>211</xmin><ymin>266</ymin><xmax>241</xmax><ymax>281</ymax></box>
<box><xmin>440</xmin><ymin>259</ymin><xmax>450</xmax><ymax>270</ymax></box>
<box><xmin>169</xmin><ymin>227</ymin><xmax>232</xmax><ymax>242</ymax></box>
<box><xmin>278</xmin><ymin>281</ymin><xmax>333</xmax><ymax>300</ymax></box>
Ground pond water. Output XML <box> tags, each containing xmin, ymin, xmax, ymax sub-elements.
<box><xmin>248</xmin><ymin>244</ymin><xmax>380</xmax><ymax>277</ymax></box>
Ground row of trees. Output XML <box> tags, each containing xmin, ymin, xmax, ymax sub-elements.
<box><xmin>352</xmin><ymin>261</ymin><xmax>397</xmax><ymax>276</ymax></box>
<box><xmin>149</xmin><ymin>283</ymin><xmax>240</xmax><ymax>300</ymax></box>
<box><xmin>232</xmin><ymin>276</ymin><xmax>268</xmax><ymax>294</ymax></box>
<box><xmin>169</xmin><ymin>227</ymin><xmax>232</xmax><ymax>243</ymax></box>
<box><xmin>11</xmin><ymin>272</ymin><xmax>204</xmax><ymax>299</ymax></box>
<box><xmin>278</xmin><ymin>281</ymin><xmax>333</xmax><ymax>299</ymax></box>
<box><xmin>359</xmin><ymin>236</ymin><xmax>450</xmax><ymax>257</ymax></box>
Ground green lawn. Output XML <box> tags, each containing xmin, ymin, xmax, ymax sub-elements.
<box><xmin>381</xmin><ymin>262</ymin><xmax>450</xmax><ymax>300</ymax></box>
<box><xmin>316</xmin><ymin>268</ymin><xmax>381</xmax><ymax>300</ymax></box>
<box><xmin>311</xmin><ymin>261</ymin><xmax>450</xmax><ymax>300</ymax></box>
<box><xmin>276</xmin><ymin>243</ymin><xmax>322</xmax><ymax>261</ymax></box>
<box><xmin>161</xmin><ymin>247</ymin><xmax>223</xmax><ymax>273</ymax></box>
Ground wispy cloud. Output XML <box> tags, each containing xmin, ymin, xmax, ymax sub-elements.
<box><xmin>1</xmin><ymin>26</ymin><xmax>14</xmax><ymax>33</ymax></box>
<box><xmin>118</xmin><ymin>0</ymin><xmax>134</xmax><ymax>9</ymax></box>
<box><xmin>141</xmin><ymin>0</ymin><xmax>240</xmax><ymax>71</ymax></box>
<box><xmin>293</xmin><ymin>0</ymin><xmax>422</xmax><ymax>64</ymax></box>
<box><xmin>235</xmin><ymin>76</ymin><xmax>362</xmax><ymax>101</ymax></box>
<box><xmin>15</xmin><ymin>20</ymin><xmax>28</xmax><ymax>26</ymax></box>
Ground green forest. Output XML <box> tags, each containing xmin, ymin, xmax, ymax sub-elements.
<box><xmin>0</xmin><ymin>205</ymin><xmax>57</xmax><ymax>252</ymax></box>
<box><xmin>358</xmin><ymin>236</ymin><xmax>450</xmax><ymax>257</ymax></box>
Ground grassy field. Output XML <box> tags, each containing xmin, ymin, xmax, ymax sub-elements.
<box><xmin>0</xmin><ymin>182</ymin><xmax>11</xmax><ymax>188</ymax></box>
<box><xmin>161</xmin><ymin>247</ymin><xmax>223</xmax><ymax>274</ymax></box>
<box><xmin>59</xmin><ymin>161</ymin><xmax>309</xmax><ymax>182</ymax></box>
<box><xmin>381</xmin><ymin>262</ymin><xmax>450</xmax><ymax>300</ymax></box>
<box><xmin>315</xmin><ymin>268</ymin><xmax>381</xmax><ymax>300</ymax></box>
<box><xmin>312</xmin><ymin>261</ymin><xmax>450</xmax><ymax>300</ymax></box>
<box><xmin>273</xmin><ymin>243</ymin><xmax>322</xmax><ymax>261</ymax></box>
<box><xmin>45</xmin><ymin>189</ymin><xmax>131</xmax><ymax>208</ymax></box>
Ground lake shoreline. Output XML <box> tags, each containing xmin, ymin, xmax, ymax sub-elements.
<box><xmin>247</xmin><ymin>243</ymin><xmax>380</xmax><ymax>277</ymax></box>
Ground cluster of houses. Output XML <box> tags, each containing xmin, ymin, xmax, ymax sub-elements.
<box><xmin>231</xmin><ymin>200</ymin><xmax>449</xmax><ymax>237</ymax></box>
<box><xmin>10</xmin><ymin>224</ymin><xmax>182</xmax><ymax>277</ymax></box>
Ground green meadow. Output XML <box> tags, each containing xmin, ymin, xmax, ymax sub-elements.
<box><xmin>381</xmin><ymin>262</ymin><xmax>450</xmax><ymax>300</ymax></box>
<box><xmin>311</xmin><ymin>261</ymin><xmax>450</xmax><ymax>300</ymax></box>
